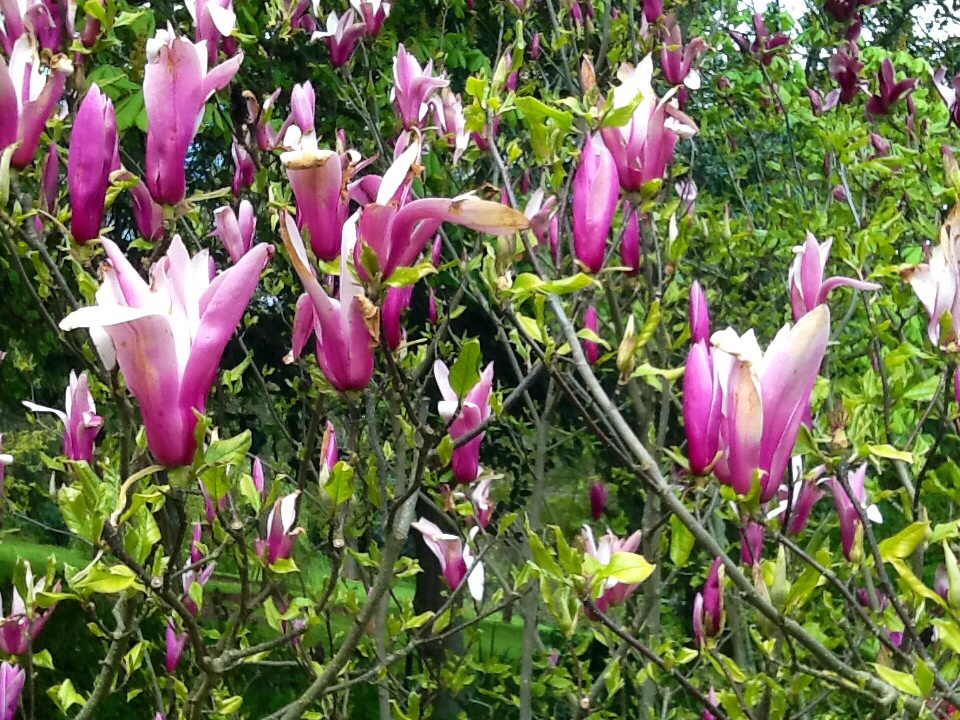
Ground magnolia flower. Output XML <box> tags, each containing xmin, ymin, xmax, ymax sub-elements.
<box><xmin>23</xmin><ymin>371</ymin><xmax>103</xmax><ymax>463</ymax></box>
<box><xmin>689</xmin><ymin>280</ymin><xmax>710</xmax><ymax>344</ymax></box>
<box><xmin>787</xmin><ymin>233</ymin><xmax>880</xmax><ymax>321</ymax></box>
<box><xmin>729</xmin><ymin>13</ymin><xmax>789</xmax><ymax>65</ymax></box>
<box><xmin>740</xmin><ymin>520</ymin><xmax>764</xmax><ymax>565</ymax></box>
<box><xmin>383</xmin><ymin>285</ymin><xmax>414</xmax><ymax>351</ymax></box>
<box><xmin>60</xmin><ymin>237</ymin><xmax>273</xmax><ymax>467</ymax></box>
<box><xmin>0</xmin><ymin>579</ymin><xmax>56</xmax><ymax>655</ymax></box>
<box><xmin>311</xmin><ymin>9</ymin><xmax>366</xmax><ymax>67</ymax></box>
<box><xmin>933</xmin><ymin>68</ymin><xmax>960</xmax><ymax>128</ymax></box>
<box><xmin>210</xmin><ymin>200</ymin><xmax>256</xmax><ymax>265</ymax></box>
<box><xmin>189</xmin><ymin>521</ymin><xmax>204</xmax><ymax>565</ymax></box>
<box><xmin>808</xmin><ymin>88</ymin><xmax>841</xmax><ymax>115</ymax></box>
<box><xmin>588</xmin><ymin>480</ymin><xmax>607</xmax><ymax>520</ymax></box>
<box><xmin>572</xmin><ymin>133</ymin><xmax>618</xmax><ymax>273</ymax></box>
<box><xmin>702</xmin><ymin>687</ymin><xmax>720</xmax><ymax>720</ymax></box>
<box><xmin>428</xmin><ymin>288</ymin><xmax>439</xmax><ymax>325</ymax></box>
<box><xmin>0</xmin><ymin>0</ymin><xmax>75</xmax><ymax>54</ymax></box>
<box><xmin>112</xmin><ymin>169</ymin><xmax>164</xmax><ymax>241</ymax></box>
<box><xmin>435</xmin><ymin>360</ymin><xmax>494</xmax><ymax>484</ymax></box>
<box><xmin>767</xmin><ymin>469</ymin><xmax>825</xmax><ymax>536</ymax></box>
<box><xmin>902</xmin><ymin>204</ymin><xmax>960</xmax><ymax>348</ymax></box>
<box><xmin>471</xmin><ymin>476</ymin><xmax>494</xmax><ymax>529</ymax></box>
<box><xmin>68</xmin><ymin>84</ymin><xmax>119</xmax><ymax>243</ymax></box>
<box><xmin>684</xmin><ymin>307</ymin><xmax>831</xmax><ymax>500</ymax></box>
<box><xmin>620</xmin><ymin>208</ymin><xmax>640</xmax><ymax>275</ymax></box>
<box><xmin>245</xmin><ymin>87</ymin><xmax>283</xmax><ymax>151</ymax></box>
<box><xmin>830</xmin><ymin>464</ymin><xmax>881</xmax><ymax>562</ymax></box>
<box><xmin>282</xmin><ymin>212</ymin><xmax>376</xmax><ymax>392</ymax></box>
<box><xmin>319</xmin><ymin>420</ymin><xmax>337</xmax><ymax>485</ymax></box>
<box><xmin>0</xmin><ymin>662</ymin><xmax>24</xmax><ymax>720</ymax></box>
<box><xmin>600</xmin><ymin>56</ymin><xmax>697</xmax><ymax>194</ymax></box>
<box><xmin>391</xmin><ymin>43</ymin><xmax>448</xmax><ymax>128</ymax></box>
<box><xmin>0</xmin><ymin>34</ymin><xmax>73</xmax><ymax>169</ymax></box>
<box><xmin>866</xmin><ymin>58</ymin><xmax>917</xmax><ymax>116</ymax></box>
<box><xmin>828</xmin><ymin>44</ymin><xmax>863</xmax><ymax>104</ymax></box>
<box><xmin>581</xmin><ymin>525</ymin><xmax>643</xmax><ymax>612</ymax></box>
<box><xmin>824</xmin><ymin>0</ymin><xmax>878</xmax><ymax>22</ymax></box>
<box><xmin>430</xmin><ymin>88</ymin><xmax>469</xmax><ymax>163</ymax></box>
<box><xmin>164</xmin><ymin>618</ymin><xmax>188</xmax><ymax>673</ymax></box>
<box><xmin>522</xmin><ymin>189</ymin><xmax>558</xmax><ymax>245</ymax></box>
<box><xmin>412</xmin><ymin>518</ymin><xmax>484</xmax><ymax>601</ymax></box>
<box><xmin>660</xmin><ymin>22</ymin><xmax>706</xmax><ymax>90</ymax></box>
<box><xmin>35</xmin><ymin>142</ymin><xmax>58</xmax><ymax>233</ymax></box>
<box><xmin>231</xmin><ymin>137</ymin><xmax>255</xmax><ymax>196</ymax></box>
<box><xmin>181</xmin><ymin>560</ymin><xmax>215</xmax><ymax>616</ymax></box>
<box><xmin>693</xmin><ymin>558</ymin><xmax>724</xmax><ymax>647</ymax></box>
<box><xmin>143</xmin><ymin>26</ymin><xmax>243</xmax><ymax>205</ymax></box>
<box><xmin>256</xmin><ymin>492</ymin><xmax>303</xmax><ymax>565</ymax></box>
<box><xmin>351</xmin><ymin>138</ymin><xmax>528</xmax><ymax>281</ymax></box>
<box><xmin>185</xmin><ymin>0</ymin><xmax>236</xmax><ymax>62</ymax></box>
<box><xmin>349</xmin><ymin>0</ymin><xmax>390</xmax><ymax>34</ymax></box>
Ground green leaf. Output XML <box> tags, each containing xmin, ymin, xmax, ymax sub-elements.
<box><xmin>448</xmin><ymin>338</ymin><xmax>482</xmax><ymax>399</ymax></box>
<box><xmin>84</xmin><ymin>0</ymin><xmax>107</xmax><ymax>23</ymax></box>
<box><xmin>889</xmin><ymin>557</ymin><xmax>945</xmax><ymax>606</ymax></box>
<box><xmin>872</xmin><ymin>665</ymin><xmax>921</xmax><ymax>696</ymax></box>
<box><xmin>528</xmin><ymin>532</ymin><xmax>564</xmax><ymax>579</ymax></box>
<box><xmin>205</xmin><ymin>430</ymin><xmax>252</xmax><ymax>466</ymax></box>
<box><xmin>33</xmin><ymin>649</ymin><xmax>54</xmax><ymax>670</ymax></box>
<box><xmin>600</xmin><ymin>552</ymin><xmax>655</xmax><ymax>585</ymax></box>
<box><xmin>269</xmin><ymin>557</ymin><xmax>299</xmax><ymax>574</ymax></box>
<box><xmin>385</xmin><ymin>262</ymin><xmax>437</xmax><ymax>287</ymax></box>
<box><xmin>403</xmin><ymin>612</ymin><xmax>435</xmax><ymax>630</ymax></box>
<box><xmin>514</xmin><ymin>96</ymin><xmax>573</xmax><ymax>131</ymax></box>
<box><xmin>71</xmin><ymin>561</ymin><xmax>143</xmax><ymax>595</ymax></box>
<box><xmin>216</xmin><ymin>696</ymin><xmax>244</xmax><ymax>714</ymax></box>
<box><xmin>541</xmin><ymin>273</ymin><xmax>598</xmax><ymax>295</ymax></box>
<box><xmin>914</xmin><ymin>661</ymin><xmax>935</xmax><ymax>696</ymax></box>
<box><xmin>865</xmin><ymin>444</ymin><xmax>913</xmax><ymax>464</ymax></box>
<box><xmin>324</xmin><ymin>461</ymin><xmax>354</xmax><ymax>506</ymax></box>
<box><xmin>669</xmin><ymin>515</ymin><xmax>694</xmax><ymax>567</ymax></box>
<box><xmin>878</xmin><ymin>521</ymin><xmax>929</xmax><ymax>561</ymax></box>
<box><xmin>933</xmin><ymin>619</ymin><xmax>960</xmax><ymax>652</ymax></box>
<box><xmin>48</xmin><ymin>679</ymin><xmax>86</xmax><ymax>713</ymax></box>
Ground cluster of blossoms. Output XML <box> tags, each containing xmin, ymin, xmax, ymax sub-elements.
<box><xmin>682</xmin><ymin>233</ymin><xmax>880</xmax><ymax>645</ymax></box>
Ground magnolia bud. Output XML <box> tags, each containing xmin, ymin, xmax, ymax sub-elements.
<box><xmin>616</xmin><ymin>315</ymin><xmax>638</xmax><ymax>384</ymax></box>
<box><xmin>944</xmin><ymin>542</ymin><xmax>960</xmax><ymax>609</ymax></box>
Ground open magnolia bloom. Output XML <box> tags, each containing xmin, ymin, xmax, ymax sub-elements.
<box><xmin>903</xmin><ymin>203</ymin><xmax>960</xmax><ymax>349</ymax></box>
<box><xmin>0</xmin><ymin>33</ymin><xmax>73</xmax><ymax>169</ymax></box>
<box><xmin>23</xmin><ymin>371</ymin><xmax>103</xmax><ymax>463</ymax></box>
<box><xmin>788</xmin><ymin>232</ymin><xmax>880</xmax><ymax>321</ymax></box>
<box><xmin>0</xmin><ymin>577</ymin><xmax>57</xmax><ymax>656</ymax></box>
<box><xmin>391</xmin><ymin>43</ymin><xmax>448</xmax><ymax>128</ymax></box>
<box><xmin>283</xmin><ymin>211</ymin><xmax>377</xmax><ymax>392</ymax></box>
<box><xmin>696</xmin><ymin>306</ymin><xmax>831</xmax><ymax>502</ymax></box>
<box><xmin>60</xmin><ymin>237</ymin><xmax>273</xmax><ymax>467</ymax></box>
<box><xmin>830</xmin><ymin>464</ymin><xmax>882</xmax><ymax>563</ymax></box>
<box><xmin>434</xmin><ymin>360</ymin><xmax>494</xmax><ymax>483</ymax></box>
<box><xmin>351</xmin><ymin>137</ymin><xmax>530</xmax><ymax>281</ymax></box>
<box><xmin>599</xmin><ymin>55</ymin><xmax>698</xmax><ymax>194</ymax></box>
<box><xmin>185</xmin><ymin>0</ymin><xmax>237</xmax><ymax>62</ymax></box>
<box><xmin>412</xmin><ymin>518</ymin><xmax>484</xmax><ymax>601</ymax></box>
<box><xmin>581</xmin><ymin>525</ymin><xmax>643</xmax><ymax>612</ymax></box>
<box><xmin>255</xmin><ymin>492</ymin><xmax>303</xmax><ymax>565</ymax></box>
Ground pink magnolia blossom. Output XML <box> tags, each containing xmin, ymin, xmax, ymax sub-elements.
<box><xmin>581</xmin><ymin>525</ymin><xmax>643</xmax><ymax>612</ymax></box>
<box><xmin>588</xmin><ymin>480</ymin><xmax>607</xmax><ymax>520</ymax></box>
<box><xmin>572</xmin><ymin>133</ymin><xmax>619</xmax><ymax>273</ymax></box>
<box><xmin>0</xmin><ymin>35</ymin><xmax>73</xmax><ymax>169</ymax></box>
<box><xmin>902</xmin><ymin>205</ymin><xmax>960</xmax><ymax>348</ymax></box>
<box><xmin>471</xmin><ymin>476</ymin><xmax>494</xmax><ymax>529</ymax></box>
<box><xmin>311</xmin><ymin>9</ymin><xmax>366</xmax><ymax>67</ymax></box>
<box><xmin>687</xmin><ymin>307</ymin><xmax>831</xmax><ymax>500</ymax></box>
<box><xmin>383</xmin><ymin>285</ymin><xmax>414</xmax><ymax>351</ymax></box>
<box><xmin>231</xmin><ymin>136</ymin><xmax>255</xmax><ymax>196</ymax></box>
<box><xmin>787</xmin><ymin>232</ymin><xmax>880</xmax><ymax>321</ymax></box>
<box><xmin>739</xmin><ymin>520</ymin><xmax>764</xmax><ymax>565</ymax></box>
<box><xmin>185</xmin><ymin>0</ymin><xmax>236</xmax><ymax>62</ymax></box>
<box><xmin>164</xmin><ymin>618</ymin><xmax>188</xmax><ymax>673</ymax></box>
<box><xmin>693</xmin><ymin>558</ymin><xmax>724</xmax><ymax>647</ymax></box>
<box><xmin>729</xmin><ymin>13</ymin><xmax>789</xmax><ymax>65</ymax></box>
<box><xmin>689</xmin><ymin>280</ymin><xmax>710</xmax><ymax>344</ymax></box>
<box><xmin>23</xmin><ymin>371</ymin><xmax>103</xmax><ymax>462</ymax></box>
<box><xmin>391</xmin><ymin>43</ymin><xmax>448</xmax><ymax>129</ymax></box>
<box><xmin>621</xmin><ymin>207</ymin><xmax>640</xmax><ymax>275</ymax></box>
<box><xmin>430</xmin><ymin>88</ymin><xmax>469</xmax><ymax>163</ymax></box>
<box><xmin>583</xmin><ymin>305</ymin><xmax>600</xmax><ymax>365</ymax></box>
<box><xmin>0</xmin><ymin>579</ymin><xmax>56</xmax><ymax>656</ymax></box>
<box><xmin>600</xmin><ymin>56</ymin><xmax>698</xmax><ymax>194</ymax></box>
<box><xmin>660</xmin><ymin>22</ymin><xmax>705</xmax><ymax>90</ymax></box>
<box><xmin>210</xmin><ymin>200</ymin><xmax>256</xmax><ymax>265</ymax></box>
<box><xmin>59</xmin><ymin>237</ymin><xmax>273</xmax><ymax>467</ymax></box>
<box><xmin>256</xmin><ymin>492</ymin><xmax>303</xmax><ymax>565</ymax></box>
<box><xmin>808</xmin><ymin>88</ymin><xmax>841</xmax><ymax>115</ymax></box>
<box><xmin>435</xmin><ymin>359</ymin><xmax>494</xmax><ymax>484</ymax></box>
<box><xmin>933</xmin><ymin>68</ymin><xmax>960</xmax><ymax>128</ymax></box>
<box><xmin>282</xmin><ymin>212</ymin><xmax>377</xmax><ymax>392</ymax></box>
<box><xmin>319</xmin><ymin>420</ymin><xmax>337</xmax><ymax>485</ymax></box>
<box><xmin>0</xmin><ymin>662</ymin><xmax>24</xmax><ymax>720</ymax></box>
<box><xmin>830</xmin><ymin>464</ymin><xmax>881</xmax><ymax>562</ymax></box>
<box><xmin>865</xmin><ymin>58</ymin><xmax>917</xmax><ymax>116</ymax></box>
<box><xmin>143</xmin><ymin>26</ymin><xmax>243</xmax><ymax>205</ymax></box>
<box><xmin>0</xmin><ymin>0</ymin><xmax>75</xmax><ymax>53</ymax></box>
<box><xmin>828</xmin><ymin>44</ymin><xmax>863</xmax><ymax>104</ymax></box>
<box><xmin>67</xmin><ymin>84</ymin><xmax>119</xmax><ymax>243</ymax></box>
<box><xmin>349</xmin><ymin>0</ymin><xmax>390</xmax><ymax>34</ymax></box>
<box><xmin>412</xmin><ymin>518</ymin><xmax>484</xmax><ymax>600</ymax></box>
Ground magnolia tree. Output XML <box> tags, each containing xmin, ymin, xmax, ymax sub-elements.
<box><xmin>1</xmin><ymin>0</ymin><xmax>960</xmax><ymax>718</ymax></box>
